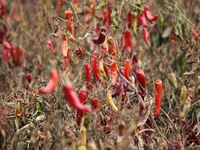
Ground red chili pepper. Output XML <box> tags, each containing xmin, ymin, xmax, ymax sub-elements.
<box><xmin>84</xmin><ymin>62</ymin><xmax>92</xmax><ymax>91</ymax></box>
<box><xmin>102</xmin><ymin>10</ymin><xmax>109</xmax><ymax>24</ymax></box>
<box><xmin>144</xmin><ymin>6</ymin><xmax>158</xmax><ymax>21</ymax></box>
<box><xmin>0</xmin><ymin>0</ymin><xmax>7</xmax><ymax>18</ymax></box>
<box><xmin>55</xmin><ymin>0</ymin><xmax>63</xmax><ymax>13</ymax></box>
<box><xmin>76</xmin><ymin>86</ymin><xmax>88</xmax><ymax>125</ymax></box>
<box><xmin>137</xmin><ymin>11</ymin><xmax>149</xmax><ymax>28</ymax></box>
<box><xmin>63</xmin><ymin>49</ymin><xmax>70</xmax><ymax>71</ymax></box>
<box><xmin>63</xmin><ymin>78</ymin><xmax>92</xmax><ymax>112</ymax></box>
<box><xmin>107</xmin><ymin>37</ymin><xmax>117</xmax><ymax>58</ymax></box>
<box><xmin>12</xmin><ymin>7</ymin><xmax>20</xmax><ymax>22</ymax></box>
<box><xmin>62</xmin><ymin>34</ymin><xmax>69</xmax><ymax>57</ymax></box>
<box><xmin>103</xmin><ymin>65</ymin><xmax>110</xmax><ymax>75</ymax></box>
<box><xmin>75</xmin><ymin>46</ymin><xmax>84</xmax><ymax>58</ymax></box>
<box><xmin>47</xmin><ymin>40</ymin><xmax>55</xmax><ymax>51</ymax></box>
<box><xmin>90</xmin><ymin>98</ymin><xmax>99</xmax><ymax>110</ymax></box>
<box><xmin>124</xmin><ymin>59</ymin><xmax>132</xmax><ymax>81</ymax></box>
<box><xmin>110</xmin><ymin>60</ymin><xmax>117</xmax><ymax>85</ymax></box>
<box><xmin>169</xmin><ymin>141</ymin><xmax>181</xmax><ymax>150</ymax></box>
<box><xmin>0</xmin><ymin>26</ymin><xmax>7</xmax><ymax>44</ymax></box>
<box><xmin>192</xmin><ymin>29</ymin><xmax>199</xmax><ymax>40</ymax></box>
<box><xmin>142</xmin><ymin>28</ymin><xmax>150</xmax><ymax>46</ymax></box>
<box><xmin>65</xmin><ymin>10</ymin><xmax>75</xmax><ymax>36</ymax></box>
<box><xmin>26</xmin><ymin>73</ymin><xmax>32</xmax><ymax>83</ymax></box>
<box><xmin>123</xmin><ymin>29</ymin><xmax>132</xmax><ymax>54</ymax></box>
<box><xmin>16</xmin><ymin>47</ymin><xmax>23</xmax><ymax>66</ymax></box>
<box><xmin>135</xmin><ymin>70</ymin><xmax>146</xmax><ymax>95</ymax></box>
<box><xmin>2</xmin><ymin>41</ymin><xmax>11</xmax><ymax>64</ymax></box>
<box><xmin>93</xmin><ymin>26</ymin><xmax>106</xmax><ymax>44</ymax></box>
<box><xmin>92</xmin><ymin>52</ymin><xmax>103</xmax><ymax>83</ymax></box>
<box><xmin>155</xmin><ymin>80</ymin><xmax>162</xmax><ymax>118</ymax></box>
<box><xmin>101</xmin><ymin>44</ymin><xmax>108</xmax><ymax>52</ymax></box>
<box><xmin>127</xmin><ymin>11</ymin><xmax>132</xmax><ymax>28</ymax></box>
<box><xmin>38</xmin><ymin>70</ymin><xmax>58</xmax><ymax>94</ymax></box>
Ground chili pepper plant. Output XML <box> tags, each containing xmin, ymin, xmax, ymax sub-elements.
<box><xmin>0</xmin><ymin>0</ymin><xmax>200</xmax><ymax>149</ymax></box>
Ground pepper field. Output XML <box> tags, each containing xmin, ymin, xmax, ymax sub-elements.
<box><xmin>0</xmin><ymin>0</ymin><xmax>200</xmax><ymax>150</ymax></box>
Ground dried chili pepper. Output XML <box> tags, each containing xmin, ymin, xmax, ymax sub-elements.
<box><xmin>90</xmin><ymin>98</ymin><xmax>99</xmax><ymax>110</ymax></box>
<box><xmin>137</xmin><ymin>11</ymin><xmax>149</xmax><ymax>28</ymax></box>
<box><xmin>127</xmin><ymin>11</ymin><xmax>132</xmax><ymax>29</ymax></box>
<box><xmin>92</xmin><ymin>26</ymin><xmax>106</xmax><ymax>44</ymax></box>
<box><xmin>38</xmin><ymin>70</ymin><xmax>58</xmax><ymax>94</ymax></box>
<box><xmin>107</xmin><ymin>37</ymin><xmax>117</xmax><ymax>58</ymax></box>
<box><xmin>135</xmin><ymin>70</ymin><xmax>146</xmax><ymax>95</ymax></box>
<box><xmin>124</xmin><ymin>59</ymin><xmax>132</xmax><ymax>81</ymax></box>
<box><xmin>112</xmin><ymin>77</ymin><xmax>121</xmax><ymax>97</ymax></box>
<box><xmin>123</xmin><ymin>29</ymin><xmax>132</xmax><ymax>54</ymax></box>
<box><xmin>62</xmin><ymin>34</ymin><xmax>69</xmax><ymax>57</ymax></box>
<box><xmin>0</xmin><ymin>26</ymin><xmax>7</xmax><ymax>44</ymax></box>
<box><xmin>144</xmin><ymin>6</ymin><xmax>158</xmax><ymax>22</ymax></box>
<box><xmin>179</xmin><ymin>86</ymin><xmax>187</xmax><ymax>106</ymax></box>
<box><xmin>63</xmin><ymin>77</ymin><xmax>92</xmax><ymax>112</ymax></box>
<box><xmin>118</xmin><ymin>122</ymin><xmax>126</xmax><ymax>136</ymax></box>
<box><xmin>110</xmin><ymin>60</ymin><xmax>117</xmax><ymax>85</ymax></box>
<box><xmin>84</xmin><ymin>62</ymin><xmax>92</xmax><ymax>91</ymax></box>
<box><xmin>0</xmin><ymin>0</ymin><xmax>7</xmax><ymax>18</ymax></box>
<box><xmin>155</xmin><ymin>80</ymin><xmax>162</xmax><ymax>118</ymax></box>
<box><xmin>107</xmin><ymin>90</ymin><xmax>118</xmax><ymax>112</ymax></box>
<box><xmin>142</xmin><ymin>28</ymin><xmax>150</xmax><ymax>46</ymax></box>
<box><xmin>99</xmin><ymin>60</ymin><xmax>107</xmax><ymax>77</ymax></box>
<box><xmin>92</xmin><ymin>52</ymin><xmax>103</xmax><ymax>83</ymax></box>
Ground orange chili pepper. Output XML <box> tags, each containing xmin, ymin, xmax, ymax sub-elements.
<box><xmin>155</xmin><ymin>80</ymin><xmax>162</xmax><ymax>118</ymax></box>
<box><xmin>62</xmin><ymin>34</ymin><xmax>69</xmax><ymax>57</ymax></box>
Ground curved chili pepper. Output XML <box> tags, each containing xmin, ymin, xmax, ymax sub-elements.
<box><xmin>135</xmin><ymin>70</ymin><xmax>146</xmax><ymax>95</ymax></box>
<box><xmin>63</xmin><ymin>78</ymin><xmax>92</xmax><ymax>113</ymax></box>
<box><xmin>62</xmin><ymin>34</ymin><xmax>69</xmax><ymax>57</ymax></box>
<box><xmin>144</xmin><ymin>6</ymin><xmax>158</xmax><ymax>21</ymax></box>
<box><xmin>99</xmin><ymin>60</ymin><xmax>107</xmax><ymax>77</ymax></box>
<box><xmin>92</xmin><ymin>52</ymin><xmax>103</xmax><ymax>83</ymax></box>
<box><xmin>124</xmin><ymin>29</ymin><xmax>132</xmax><ymax>54</ymax></box>
<box><xmin>84</xmin><ymin>62</ymin><xmax>92</xmax><ymax>91</ymax></box>
<box><xmin>137</xmin><ymin>11</ymin><xmax>149</xmax><ymax>28</ymax></box>
<box><xmin>142</xmin><ymin>28</ymin><xmax>150</xmax><ymax>46</ymax></box>
<box><xmin>39</xmin><ymin>70</ymin><xmax>58</xmax><ymax>94</ymax></box>
<box><xmin>127</xmin><ymin>11</ymin><xmax>132</xmax><ymax>28</ymax></box>
<box><xmin>124</xmin><ymin>59</ymin><xmax>132</xmax><ymax>81</ymax></box>
<box><xmin>110</xmin><ymin>60</ymin><xmax>117</xmax><ymax>85</ymax></box>
<box><xmin>155</xmin><ymin>80</ymin><xmax>162</xmax><ymax>118</ymax></box>
<box><xmin>92</xmin><ymin>26</ymin><xmax>106</xmax><ymax>44</ymax></box>
<box><xmin>107</xmin><ymin>37</ymin><xmax>117</xmax><ymax>58</ymax></box>
<box><xmin>107</xmin><ymin>90</ymin><xmax>118</xmax><ymax>112</ymax></box>
<box><xmin>90</xmin><ymin>98</ymin><xmax>99</xmax><ymax>110</ymax></box>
